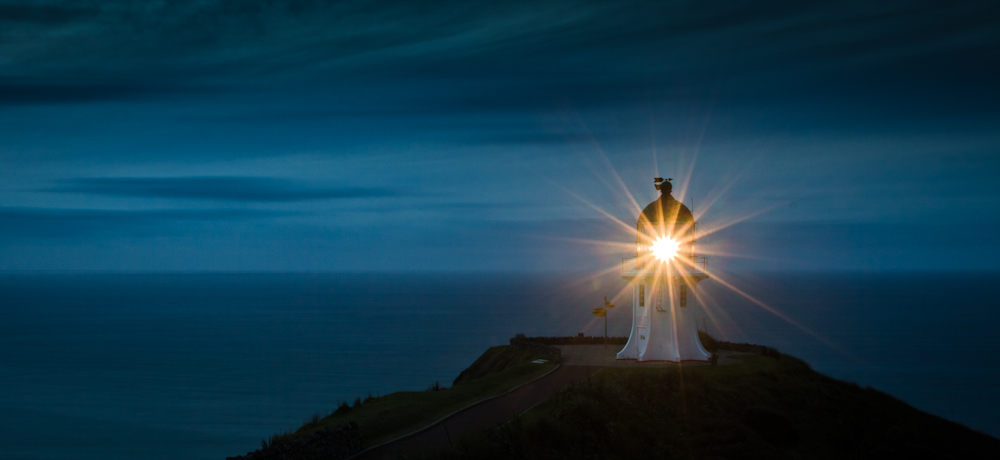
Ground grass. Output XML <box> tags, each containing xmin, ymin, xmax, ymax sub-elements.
<box><xmin>416</xmin><ymin>352</ymin><xmax>1000</xmax><ymax>460</ymax></box>
<box><xmin>274</xmin><ymin>346</ymin><xmax>556</xmax><ymax>447</ymax></box>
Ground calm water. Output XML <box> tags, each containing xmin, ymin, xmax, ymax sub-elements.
<box><xmin>0</xmin><ymin>271</ymin><xmax>998</xmax><ymax>459</ymax></box>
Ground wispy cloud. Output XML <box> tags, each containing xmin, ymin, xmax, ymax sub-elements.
<box><xmin>0</xmin><ymin>206</ymin><xmax>284</xmax><ymax>238</ymax></box>
<box><xmin>47</xmin><ymin>177</ymin><xmax>396</xmax><ymax>202</ymax></box>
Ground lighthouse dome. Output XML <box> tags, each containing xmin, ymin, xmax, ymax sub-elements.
<box><xmin>635</xmin><ymin>179</ymin><xmax>695</xmax><ymax>262</ymax></box>
<box><xmin>638</xmin><ymin>195</ymin><xmax>693</xmax><ymax>226</ymax></box>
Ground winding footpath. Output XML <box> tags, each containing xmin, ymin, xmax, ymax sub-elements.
<box><xmin>350</xmin><ymin>345</ymin><xmax>739</xmax><ymax>459</ymax></box>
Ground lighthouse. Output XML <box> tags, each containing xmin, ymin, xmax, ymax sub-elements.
<box><xmin>617</xmin><ymin>178</ymin><xmax>712</xmax><ymax>362</ymax></box>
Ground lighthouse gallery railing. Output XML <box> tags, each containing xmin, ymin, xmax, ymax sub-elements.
<box><xmin>621</xmin><ymin>256</ymin><xmax>708</xmax><ymax>275</ymax></box>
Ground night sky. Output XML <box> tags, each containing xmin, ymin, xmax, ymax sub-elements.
<box><xmin>2</xmin><ymin>1</ymin><xmax>998</xmax><ymax>272</ymax></box>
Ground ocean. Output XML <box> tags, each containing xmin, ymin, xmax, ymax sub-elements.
<box><xmin>1</xmin><ymin>271</ymin><xmax>998</xmax><ymax>459</ymax></box>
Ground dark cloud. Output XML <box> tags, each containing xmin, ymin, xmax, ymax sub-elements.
<box><xmin>174</xmin><ymin>108</ymin><xmax>425</xmax><ymax>123</ymax></box>
<box><xmin>48</xmin><ymin>177</ymin><xmax>396</xmax><ymax>202</ymax></box>
<box><xmin>0</xmin><ymin>3</ymin><xmax>98</xmax><ymax>24</ymax></box>
<box><xmin>0</xmin><ymin>79</ymin><xmax>208</xmax><ymax>105</ymax></box>
<box><xmin>0</xmin><ymin>206</ymin><xmax>283</xmax><ymax>238</ymax></box>
<box><xmin>2</xmin><ymin>1</ymin><xmax>996</xmax><ymax>108</ymax></box>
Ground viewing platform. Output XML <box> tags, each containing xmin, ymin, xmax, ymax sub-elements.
<box><xmin>620</xmin><ymin>256</ymin><xmax>709</xmax><ymax>280</ymax></box>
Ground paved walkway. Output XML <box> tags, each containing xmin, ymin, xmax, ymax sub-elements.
<box><xmin>351</xmin><ymin>345</ymin><xmax>741</xmax><ymax>459</ymax></box>
<box><xmin>351</xmin><ymin>365</ymin><xmax>598</xmax><ymax>459</ymax></box>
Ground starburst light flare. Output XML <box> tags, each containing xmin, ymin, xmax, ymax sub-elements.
<box><xmin>651</xmin><ymin>237</ymin><xmax>680</xmax><ymax>261</ymax></box>
<box><xmin>537</xmin><ymin>127</ymin><xmax>849</xmax><ymax>363</ymax></box>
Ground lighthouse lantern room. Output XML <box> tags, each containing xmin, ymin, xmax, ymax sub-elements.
<box><xmin>617</xmin><ymin>178</ymin><xmax>711</xmax><ymax>362</ymax></box>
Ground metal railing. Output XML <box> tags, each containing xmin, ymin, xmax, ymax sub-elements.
<box><xmin>692</xmin><ymin>255</ymin><xmax>708</xmax><ymax>272</ymax></box>
<box><xmin>621</xmin><ymin>257</ymin><xmax>636</xmax><ymax>274</ymax></box>
<box><xmin>621</xmin><ymin>255</ymin><xmax>708</xmax><ymax>275</ymax></box>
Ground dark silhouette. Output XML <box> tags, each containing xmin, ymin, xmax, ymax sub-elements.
<box><xmin>638</xmin><ymin>178</ymin><xmax>693</xmax><ymax>226</ymax></box>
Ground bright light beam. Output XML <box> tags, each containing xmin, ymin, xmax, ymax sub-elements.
<box><xmin>672</xmin><ymin>256</ymin><xmax>854</xmax><ymax>359</ymax></box>
<box><xmin>651</xmin><ymin>237</ymin><xmax>680</xmax><ymax>261</ymax></box>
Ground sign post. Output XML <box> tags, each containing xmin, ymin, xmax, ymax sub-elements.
<box><xmin>592</xmin><ymin>296</ymin><xmax>615</xmax><ymax>347</ymax></box>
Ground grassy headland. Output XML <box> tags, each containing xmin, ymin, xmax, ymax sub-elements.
<box><xmin>415</xmin><ymin>350</ymin><xmax>1000</xmax><ymax>459</ymax></box>
<box><xmin>275</xmin><ymin>346</ymin><xmax>555</xmax><ymax>447</ymax></box>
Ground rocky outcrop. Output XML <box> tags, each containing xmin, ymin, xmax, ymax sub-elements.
<box><xmin>453</xmin><ymin>346</ymin><xmax>549</xmax><ymax>386</ymax></box>
<box><xmin>508</xmin><ymin>337</ymin><xmax>561</xmax><ymax>361</ymax></box>
<box><xmin>697</xmin><ymin>332</ymin><xmax>788</xmax><ymax>360</ymax></box>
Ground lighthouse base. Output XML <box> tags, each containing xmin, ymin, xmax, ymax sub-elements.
<box><xmin>617</xmin><ymin>274</ymin><xmax>711</xmax><ymax>362</ymax></box>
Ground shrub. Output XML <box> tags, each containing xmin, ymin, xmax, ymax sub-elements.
<box><xmin>260</xmin><ymin>431</ymin><xmax>289</xmax><ymax>450</ymax></box>
<box><xmin>335</xmin><ymin>400</ymin><xmax>351</xmax><ymax>414</ymax></box>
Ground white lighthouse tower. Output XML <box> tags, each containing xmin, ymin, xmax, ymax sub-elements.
<box><xmin>617</xmin><ymin>178</ymin><xmax>711</xmax><ymax>362</ymax></box>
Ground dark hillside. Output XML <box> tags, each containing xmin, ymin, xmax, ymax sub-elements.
<box><xmin>419</xmin><ymin>353</ymin><xmax>1000</xmax><ymax>460</ymax></box>
<box><xmin>259</xmin><ymin>346</ymin><xmax>555</xmax><ymax>451</ymax></box>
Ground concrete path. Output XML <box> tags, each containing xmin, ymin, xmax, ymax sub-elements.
<box><xmin>351</xmin><ymin>365</ymin><xmax>599</xmax><ymax>460</ymax></box>
<box><xmin>351</xmin><ymin>345</ymin><xmax>742</xmax><ymax>459</ymax></box>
